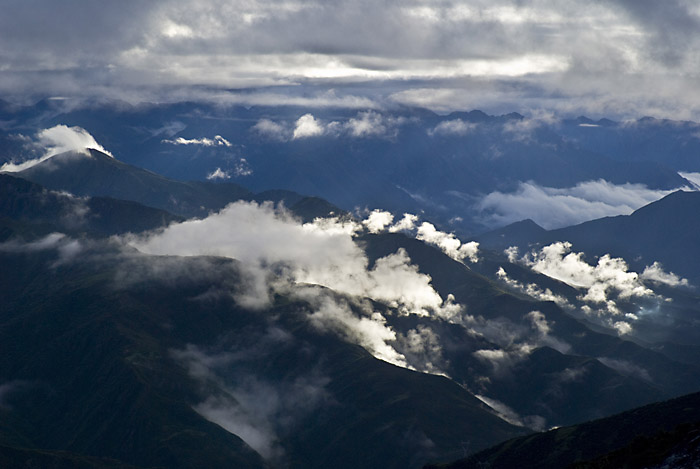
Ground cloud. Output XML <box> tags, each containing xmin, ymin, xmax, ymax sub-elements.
<box><xmin>389</xmin><ymin>213</ymin><xmax>419</xmax><ymax>233</ymax></box>
<box><xmin>679</xmin><ymin>172</ymin><xmax>700</xmax><ymax>189</ymax></box>
<box><xmin>4</xmin><ymin>1</ymin><xmax>700</xmax><ymax>119</ymax></box>
<box><xmin>416</xmin><ymin>222</ymin><xmax>479</xmax><ymax>262</ymax></box>
<box><xmin>523</xmin><ymin>242</ymin><xmax>654</xmax><ymax>307</ymax></box>
<box><xmin>251</xmin><ymin>118</ymin><xmax>289</xmax><ymax>140</ymax></box>
<box><xmin>597</xmin><ymin>357</ymin><xmax>652</xmax><ymax>382</ymax></box>
<box><xmin>1</xmin><ymin>125</ymin><xmax>112</xmax><ymax>172</ymax></box>
<box><xmin>123</xmin><ymin>201</ymin><xmax>463</xmax><ymax>366</ymax></box>
<box><xmin>162</xmin><ymin>135</ymin><xmax>232</xmax><ymax>147</ymax></box>
<box><xmin>395</xmin><ymin>325</ymin><xmax>448</xmax><ymax>376</ymax></box>
<box><xmin>344</xmin><ymin>111</ymin><xmax>405</xmax><ymax>138</ymax></box>
<box><xmin>475</xmin><ymin>395</ymin><xmax>546</xmax><ymax>431</ymax></box>
<box><xmin>260</xmin><ymin>111</ymin><xmax>406</xmax><ymax>142</ymax></box>
<box><xmin>362</xmin><ymin>209</ymin><xmax>394</xmax><ymax>234</ymax></box>
<box><xmin>428</xmin><ymin>119</ymin><xmax>477</xmax><ymax>136</ymax></box>
<box><xmin>476</xmin><ymin>179</ymin><xmax>687</xmax><ymax>230</ymax></box>
<box><xmin>496</xmin><ymin>266</ymin><xmax>573</xmax><ymax>310</ymax></box>
<box><xmin>640</xmin><ymin>262</ymin><xmax>689</xmax><ymax>287</ymax></box>
<box><xmin>206</xmin><ymin>167</ymin><xmax>231</xmax><ymax>180</ymax></box>
<box><xmin>174</xmin><ymin>341</ymin><xmax>331</xmax><ymax>462</ymax></box>
<box><xmin>292</xmin><ymin>113</ymin><xmax>324</xmax><ymax>139</ymax></box>
<box><xmin>0</xmin><ymin>232</ymin><xmax>82</xmax><ymax>265</ymax></box>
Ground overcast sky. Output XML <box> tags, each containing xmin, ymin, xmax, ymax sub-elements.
<box><xmin>3</xmin><ymin>0</ymin><xmax>700</xmax><ymax>118</ymax></box>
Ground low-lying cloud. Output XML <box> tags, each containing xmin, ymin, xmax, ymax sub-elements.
<box><xmin>476</xmin><ymin>179</ymin><xmax>688</xmax><ymax>229</ymax></box>
<box><xmin>123</xmin><ymin>201</ymin><xmax>466</xmax><ymax>370</ymax></box>
<box><xmin>503</xmin><ymin>242</ymin><xmax>689</xmax><ymax>336</ymax></box>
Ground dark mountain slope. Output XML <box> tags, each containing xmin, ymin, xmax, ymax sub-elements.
<box><xmin>0</xmin><ymin>246</ymin><xmax>525</xmax><ymax>468</ymax></box>
<box><xmin>477</xmin><ymin>190</ymin><xmax>700</xmax><ymax>282</ymax></box>
<box><xmin>0</xmin><ymin>173</ymin><xmax>181</xmax><ymax>238</ymax></box>
<box><xmin>428</xmin><ymin>390</ymin><xmax>700</xmax><ymax>469</ymax></box>
<box><xmin>15</xmin><ymin>149</ymin><xmax>252</xmax><ymax>218</ymax></box>
<box><xmin>360</xmin><ymin>233</ymin><xmax>700</xmax><ymax>426</ymax></box>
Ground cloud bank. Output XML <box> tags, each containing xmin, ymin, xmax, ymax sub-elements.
<box><xmin>476</xmin><ymin>179</ymin><xmax>687</xmax><ymax>229</ymax></box>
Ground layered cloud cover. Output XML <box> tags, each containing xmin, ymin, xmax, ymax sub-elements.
<box><xmin>4</xmin><ymin>1</ymin><xmax>700</xmax><ymax>119</ymax></box>
<box><xmin>0</xmin><ymin>125</ymin><xmax>112</xmax><ymax>172</ymax></box>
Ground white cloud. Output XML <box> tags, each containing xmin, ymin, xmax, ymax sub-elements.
<box><xmin>428</xmin><ymin>119</ymin><xmax>477</xmax><ymax>136</ymax></box>
<box><xmin>1</xmin><ymin>125</ymin><xmax>113</xmax><ymax>172</ymax></box>
<box><xmin>496</xmin><ymin>266</ymin><xmax>573</xmax><ymax>310</ymax></box>
<box><xmin>257</xmin><ymin>111</ymin><xmax>406</xmax><ymax>142</ymax></box>
<box><xmin>679</xmin><ymin>172</ymin><xmax>700</xmax><ymax>189</ymax></box>
<box><xmin>416</xmin><ymin>222</ymin><xmax>479</xmax><ymax>262</ymax></box>
<box><xmin>523</xmin><ymin>242</ymin><xmax>654</xmax><ymax>306</ymax></box>
<box><xmin>162</xmin><ymin>135</ymin><xmax>232</xmax><ymax>147</ymax></box>
<box><xmin>206</xmin><ymin>167</ymin><xmax>231</xmax><ymax>180</ymax></box>
<box><xmin>346</xmin><ymin>111</ymin><xmax>386</xmax><ymax>137</ymax></box>
<box><xmin>292</xmin><ymin>113</ymin><xmax>324</xmax><ymax>139</ymax></box>
<box><xmin>640</xmin><ymin>262</ymin><xmax>689</xmax><ymax>287</ymax></box>
<box><xmin>251</xmin><ymin>119</ymin><xmax>289</xmax><ymax>140</ymax></box>
<box><xmin>362</xmin><ymin>209</ymin><xmax>394</xmax><ymax>234</ymax></box>
<box><xmin>389</xmin><ymin>213</ymin><xmax>419</xmax><ymax>233</ymax></box>
<box><xmin>476</xmin><ymin>179</ymin><xmax>687</xmax><ymax>230</ymax></box>
<box><xmin>123</xmin><ymin>201</ymin><xmax>463</xmax><ymax>366</ymax></box>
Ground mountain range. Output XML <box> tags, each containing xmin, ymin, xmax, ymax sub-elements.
<box><xmin>1</xmin><ymin>101</ymin><xmax>700</xmax><ymax>467</ymax></box>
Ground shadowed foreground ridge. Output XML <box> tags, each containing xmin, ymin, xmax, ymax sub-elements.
<box><xmin>427</xmin><ymin>390</ymin><xmax>700</xmax><ymax>469</ymax></box>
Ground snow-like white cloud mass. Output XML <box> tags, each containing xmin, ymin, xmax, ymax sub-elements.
<box><xmin>1</xmin><ymin>125</ymin><xmax>112</xmax><ymax>172</ymax></box>
<box><xmin>358</xmin><ymin>210</ymin><xmax>480</xmax><ymax>263</ymax></box>
<box><xmin>362</xmin><ymin>209</ymin><xmax>394</xmax><ymax>234</ymax></box>
<box><xmin>292</xmin><ymin>113</ymin><xmax>324</xmax><ymax>139</ymax></box>
<box><xmin>523</xmin><ymin>242</ymin><xmax>653</xmax><ymax>306</ymax></box>
<box><xmin>389</xmin><ymin>213</ymin><xmax>419</xmax><ymax>233</ymax></box>
<box><xmin>162</xmin><ymin>135</ymin><xmax>232</xmax><ymax>147</ymax></box>
<box><xmin>476</xmin><ymin>179</ymin><xmax>687</xmax><ymax>229</ymax></box>
<box><xmin>416</xmin><ymin>222</ymin><xmax>480</xmax><ymax>262</ymax></box>
<box><xmin>206</xmin><ymin>167</ymin><xmax>231</xmax><ymax>180</ymax></box>
<box><xmin>503</xmin><ymin>242</ymin><xmax>689</xmax><ymax>336</ymax></box>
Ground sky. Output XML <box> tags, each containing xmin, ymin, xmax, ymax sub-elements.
<box><xmin>3</xmin><ymin>0</ymin><xmax>700</xmax><ymax>118</ymax></box>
